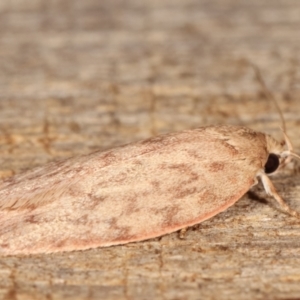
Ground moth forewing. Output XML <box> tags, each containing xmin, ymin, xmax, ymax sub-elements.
<box><xmin>0</xmin><ymin>125</ymin><xmax>299</xmax><ymax>255</ymax></box>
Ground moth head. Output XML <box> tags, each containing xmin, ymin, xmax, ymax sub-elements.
<box><xmin>265</xmin><ymin>132</ymin><xmax>300</xmax><ymax>175</ymax></box>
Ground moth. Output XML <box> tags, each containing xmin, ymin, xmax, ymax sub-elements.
<box><xmin>0</xmin><ymin>73</ymin><xmax>299</xmax><ymax>255</ymax></box>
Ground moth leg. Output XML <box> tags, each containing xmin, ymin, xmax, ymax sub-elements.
<box><xmin>259</xmin><ymin>173</ymin><xmax>300</xmax><ymax>218</ymax></box>
<box><xmin>179</xmin><ymin>227</ymin><xmax>188</xmax><ymax>239</ymax></box>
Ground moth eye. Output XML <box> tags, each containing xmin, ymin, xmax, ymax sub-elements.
<box><xmin>264</xmin><ymin>153</ymin><xmax>280</xmax><ymax>174</ymax></box>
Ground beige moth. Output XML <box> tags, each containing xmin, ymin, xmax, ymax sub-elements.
<box><xmin>1</xmin><ymin>66</ymin><xmax>300</xmax><ymax>255</ymax></box>
<box><xmin>0</xmin><ymin>121</ymin><xmax>299</xmax><ymax>255</ymax></box>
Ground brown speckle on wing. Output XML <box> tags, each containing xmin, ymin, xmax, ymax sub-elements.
<box><xmin>0</xmin><ymin>125</ymin><xmax>269</xmax><ymax>255</ymax></box>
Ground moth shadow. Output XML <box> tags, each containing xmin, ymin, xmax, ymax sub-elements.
<box><xmin>247</xmin><ymin>190</ymin><xmax>269</xmax><ymax>205</ymax></box>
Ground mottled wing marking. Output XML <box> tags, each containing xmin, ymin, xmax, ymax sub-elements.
<box><xmin>0</xmin><ymin>125</ymin><xmax>269</xmax><ymax>255</ymax></box>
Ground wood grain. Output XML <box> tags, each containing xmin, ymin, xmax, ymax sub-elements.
<box><xmin>0</xmin><ymin>0</ymin><xmax>300</xmax><ymax>299</ymax></box>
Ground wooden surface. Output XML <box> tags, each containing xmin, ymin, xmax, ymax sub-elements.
<box><xmin>1</xmin><ymin>0</ymin><xmax>300</xmax><ymax>299</ymax></box>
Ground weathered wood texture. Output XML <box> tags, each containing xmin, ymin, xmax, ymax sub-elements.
<box><xmin>0</xmin><ymin>0</ymin><xmax>300</xmax><ymax>299</ymax></box>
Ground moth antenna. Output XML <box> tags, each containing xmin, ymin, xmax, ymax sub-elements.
<box><xmin>251</xmin><ymin>64</ymin><xmax>287</xmax><ymax>142</ymax></box>
<box><xmin>282</xmin><ymin>130</ymin><xmax>294</xmax><ymax>152</ymax></box>
<box><xmin>280</xmin><ymin>131</ymin><xmax>296</xmax><ymax>166</ymax></box>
